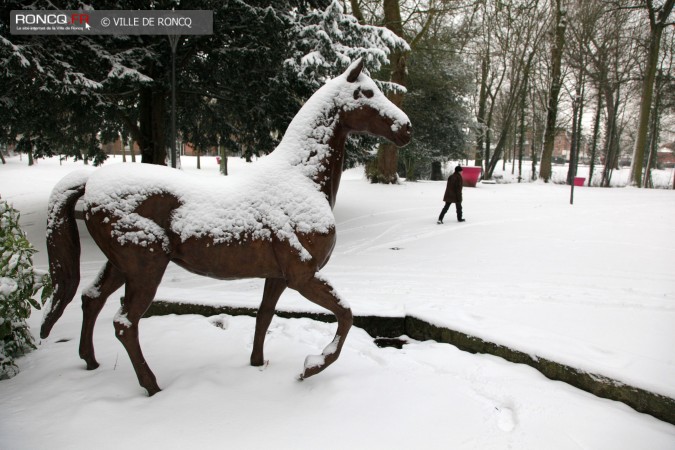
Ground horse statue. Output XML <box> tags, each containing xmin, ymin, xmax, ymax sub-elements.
<box><xmin>40</xmin><ymin>59</ymin><xmax>411</xmax><ymax>396</ymax></box>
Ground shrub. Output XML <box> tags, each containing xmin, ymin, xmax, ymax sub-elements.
<box><xmin>0</xmin><ymin>199</ymin><xmax>52</xmax><ymax>379</ymax></box>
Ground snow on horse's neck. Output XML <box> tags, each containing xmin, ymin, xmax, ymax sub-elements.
<box><xmin>273</xmin><ymin>75</ymin><xmax>354</xmax><ymax>208</ymax></box>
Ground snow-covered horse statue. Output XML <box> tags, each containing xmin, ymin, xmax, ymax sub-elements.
<box><xmin>41</xmin><ymin>59</ymin><xmax>411</xmax><ymax>395</ymax></box>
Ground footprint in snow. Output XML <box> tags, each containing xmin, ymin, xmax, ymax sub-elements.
<box><xmin>495</xmin><ymin>406</ymin><xmax>516</xmax><ymax>432</ymax></box>
<box><xmin>208</xmin><ymin>315</ymin><xmax>229</xmax><ymax>330</ymax></box>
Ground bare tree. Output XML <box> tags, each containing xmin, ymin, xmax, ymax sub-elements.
<box><xmin>462</xmin><ymin>0</ymin><xmax>548</xmax><ymax>179</ymax></box>
<box><xmin>588</xmin><ymin>89</ymin><xmax>603</xmax><ymax>186</ymax></box>
<box><xmin>629</xmin><ymin>0</ymin><xmax>675</xmax><ymax>187</ymax></box>
<box><xmin>539</xmin><ymin>0</ymin><xmax>567</xmax><ymax>182</ymax></box>
<box><xmin>644</xmin><ymin>27</ymin><xmax>674</xmax><ymax>187</ymax></box>
<box><xmin>564</xmin><ymin>0</ymin><xmax>599</xmax><ymax>185</ymax></box>
<box><xmin>581</xmin><ymin>0</ymin><xmax>640</xmax><ymax>186</ymax></box>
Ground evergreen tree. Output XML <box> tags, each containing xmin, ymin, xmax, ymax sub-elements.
<box><xmin>400</xmin><ymin>35</ymin><xmax>473</xmax><ymax>181</ymax></box>
<box><xmin>1</xmin><ymin>0</ymin><xmax>405</xmax><ymax>166</ymax></box>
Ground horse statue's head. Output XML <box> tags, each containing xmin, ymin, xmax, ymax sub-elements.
<box><xmin>337</xmin><ymin>59</ymin><xmax>412</xmax><ymax>147</ymax></box>
<box><xmin>278</xmin><ymin>59</ymin><xmax>412</xmax><ymax>159</ymax></box>
<box><xmin>274</xmin><ymin>59</ymin><xmax>412</xmax><ymax>205</ymax></box>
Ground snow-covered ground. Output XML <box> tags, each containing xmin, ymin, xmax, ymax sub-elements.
<box><xmin>1</xmin><ymin>154</ymin><xmax>674</xmax><ymax>449</ymax></box>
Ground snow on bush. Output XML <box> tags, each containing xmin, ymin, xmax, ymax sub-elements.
<box><xmin>0</xmin><ymin>199</ymin><xmax>52</xmax><ymax>379</ymax></box>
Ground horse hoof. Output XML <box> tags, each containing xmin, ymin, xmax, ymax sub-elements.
<box><xmin>300</xmin><ymin>354</ymin><xmax>328</xmax><ymax>380</ymax></box>
<box><xmin>299</xmin><ymin>365</ymin><xmax>322</xmax><ymax>380</ymax></box>
<box><xmin>85</xmin><ymin>360</ymin><xmax>100</xmax><ymax>371</ymax></box>
<box><xmin>250</xmin><ymin>356</ymin><xmax>265</xmax><ymax>367</ymax></box>
<box><xmin>146</xmin><ymin>386</ymin><xmax>162</xmax><ymax>397</ymax></box>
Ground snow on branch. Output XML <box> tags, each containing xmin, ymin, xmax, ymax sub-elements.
<box><xmin>286</xmin><ymin>0</ymin><xmax>409</xmax><ymax>93</ymax></box>
<box><xmin>107</xmin><ymin>63</ymin><xmax>153</xmax><ymax>84</ymax></box>
<box><xmin>0</xmin><ymin>36</ymin><xmax>31</xmax><ymax>68</ymax></box>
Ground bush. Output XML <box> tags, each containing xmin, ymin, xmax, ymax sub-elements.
<box><xmin>0</xmin><ymin>199</ymin><xmax>52</xmax><ymax>379</ymax></box>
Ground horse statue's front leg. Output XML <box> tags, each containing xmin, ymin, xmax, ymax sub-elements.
<box><xmin>251</xmin><ymin>278</ymin><xmax>287</xmax><ymax>367</ymax></box>
<box><xmin>288</xmin><ymin>273</ymin><xmax>353</xmax><ymax>379</ymax></box>
<box><xmin>114</xmin><ymin>262</ymin><xmax>169</xmax><ymax>396</ymax></box>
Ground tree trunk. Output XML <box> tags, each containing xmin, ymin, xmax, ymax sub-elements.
<box><xmin>574</xmin><ymin>82</ymin><xmax>585</xmax><ymax>178</ymax></box>
<box><xmin>121</xmin><ymin>133</ymin><xmax>127</xmax><ymax>163</ymax></box>
<box><xmin>404</xmin><ymin>156</ymin><xmax>417</xmax><ymax>181</ymax></box>
<box><xmin>151</xmin><ymin>91</ymin><xmax>167</xmax><ymax>165</ymax></box>
<box><xmin>83</xmin><ymin>132</ymin><xmax>95</xmax><ymax>166</ymax></box>
<box><xmin>530</xmin><ymin>89</ymin><xmax>538</xmax><ymax>181</ymax></box>
<box><xmin>644</xmin><ymin>115</ymin><xmax>657</xmax><ymax>189</ymax></box>
<box><xmin>629</xmin><ymin>0</ymin><xmax>674</xmax><ymax>187</ymax></box>
<box><xmin>219</xmin><ymin>144</ymin><xmax>228</xmax><ymax>176</ymax></box>
<box><xmin>517</xmin><ymin>79</ymin><xmax>527</xmax><ymax>183</ymax></box>
<box><xmin>517</xmin><ymin>51</ymin><xmax>535</xmax><ymax>183</ymax></box>
<box><xmin>539</xmin><ymin>0</ymin><xmax>566</xmax><ymax>182</ymax></box>
<box><xmin>566</xmin><ymin>77</ymin><xmax>583</xmax><ymax>185</ymax></box>
<box><xmin>430</xmin><ymin>161</ymin><xmax>443</xmax><ymax>180</ymax></box>
<box><xmin>139</xmin><ymin>88</ymin><xmax>153</xmax><ymax>163</ymax></box>
<box><xmin>369</xmin><ymin>0</ymin><xmax>407</xmax><ymax>184</ymax></box>
<box><xmin>508</xmin><ymin>119</ymin><xmax>515</xmax><ymax>173</ymax></box>
<box><xmin>475</xmin><ymin>54</ymin><xmax>489</xmax><ymax>169</ymax></box>
<box><xmin>129</xmin><ymin>135</ymin><xmax>136</xmax><ymax>162</ymax></box>
<box><xmin>601</xmin><ymin>90</ymin><xmax>619</xmax><ymax>187</ymax></box>
<box><xmin>139</xmin><ymin>88</ymin><xmax>167</xmax><ymax>165</ymax></box>
<box><xmin>27</xmin><ymin>143</ymin><xmax>34</xmax><ymax>166</ymax></box>
<box><xmin>349</xmin><ymin>0</ymin><xmax>365</xmax><ymax>24</ymax></box>
<box><xmin>644</xmin><ymin>70</ymin><xmax>663</xmax><ymax>188</ymax></box>
<box><xmin>484</xmin><ymin>107</ymin><xmax>492</xmax><ymax>179</ymax></box>
<box><xmin>588</xmin><ymin>89</ymin><xmax>602</xmax><ymax>187</ymax></box>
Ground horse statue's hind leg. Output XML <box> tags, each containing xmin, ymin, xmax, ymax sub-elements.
<box><xmin>114</xmin><ymin>262</ymin><xmax>169</xmax><ymax>396</ymax></box>
<box><xmin>79</xmin><ymin>261</ymin><xmax>125</xmax><ymax>370</ymax></box>
<box><xmin>251</xmin><ymin>278</ymin><xmax>288</xmax><ymax>367</ymax></box>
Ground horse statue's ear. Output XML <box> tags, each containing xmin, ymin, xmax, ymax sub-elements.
<box><xmin>346</xmin><ymin>58</ymin><xmax>364</xmax><ymax>83</ymax></box>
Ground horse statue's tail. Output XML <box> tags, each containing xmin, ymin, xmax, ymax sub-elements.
<box><xmin>40</xmin><ymin>171</ymin><xmax>90</xmax><ymax>339</ymax></box>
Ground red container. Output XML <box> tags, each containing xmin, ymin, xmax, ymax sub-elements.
<box><xmin>573</xmin><ymin>176</ymin><xmax>585</xmax><ymax>187</ymax></box>
<box><xmin>462</xmin><ymin>166</ymin><xmax>483</xmax><ymax>187</ymax></box>
<box><xmin>216</xmin><ymin>156</ymin><xmax>221</xmax><ymax>164</ymax></box>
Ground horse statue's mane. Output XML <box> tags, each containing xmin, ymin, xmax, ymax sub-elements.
<box><xmin>41</xmin><ymin>59</ymin><xmax>412</xmax><ymax>395</ymax></box>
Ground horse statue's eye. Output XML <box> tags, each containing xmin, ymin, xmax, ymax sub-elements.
<box><xmin>353</xmin><ymin>88</ymin><xmax>374</xmax><ymax>100</ymax></box>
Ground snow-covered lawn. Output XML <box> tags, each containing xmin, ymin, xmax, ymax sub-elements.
<box><xmin>1</xmin><ymin>155</ymin><xmax>674</xmax><ymax>449</ymax></box>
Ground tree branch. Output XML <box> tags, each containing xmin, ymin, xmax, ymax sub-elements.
<box><xmin>180</xmin><ymin>89</ymin><xmax>233</xmax><ymax>102</ymax></box>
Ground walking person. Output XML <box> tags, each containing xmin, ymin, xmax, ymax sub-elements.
<box><xmin>437</xmin><ymin>165</ymin><xmax>465</xmax><ymax>224</ymax></box>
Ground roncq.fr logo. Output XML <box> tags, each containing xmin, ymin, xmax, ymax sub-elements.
<box><xmin>14</xmin><ymin>13</ymin><xmax>90</xmax><ymax>26</ymax></box>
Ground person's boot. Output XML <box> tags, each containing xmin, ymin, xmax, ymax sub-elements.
<box><xmin>458</xmin><ymin>218</ymin><xmax>465</xmax><ymax>222</ymax></box>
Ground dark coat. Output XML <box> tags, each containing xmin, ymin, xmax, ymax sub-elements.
<box><xmin>443</xmin><ymin>172</ymin><xmax>463</xmax><ymax>203</ymax></box>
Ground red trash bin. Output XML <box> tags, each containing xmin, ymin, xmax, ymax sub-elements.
<box><xmin>573</xmin><ymin>176</ymin><xmax>585</xmax><ymax>186</ymax></box>
<box><xmin>462</xmin><ymin>166</ymin><xmax>482</xmax><ymax>187</ymax></box>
